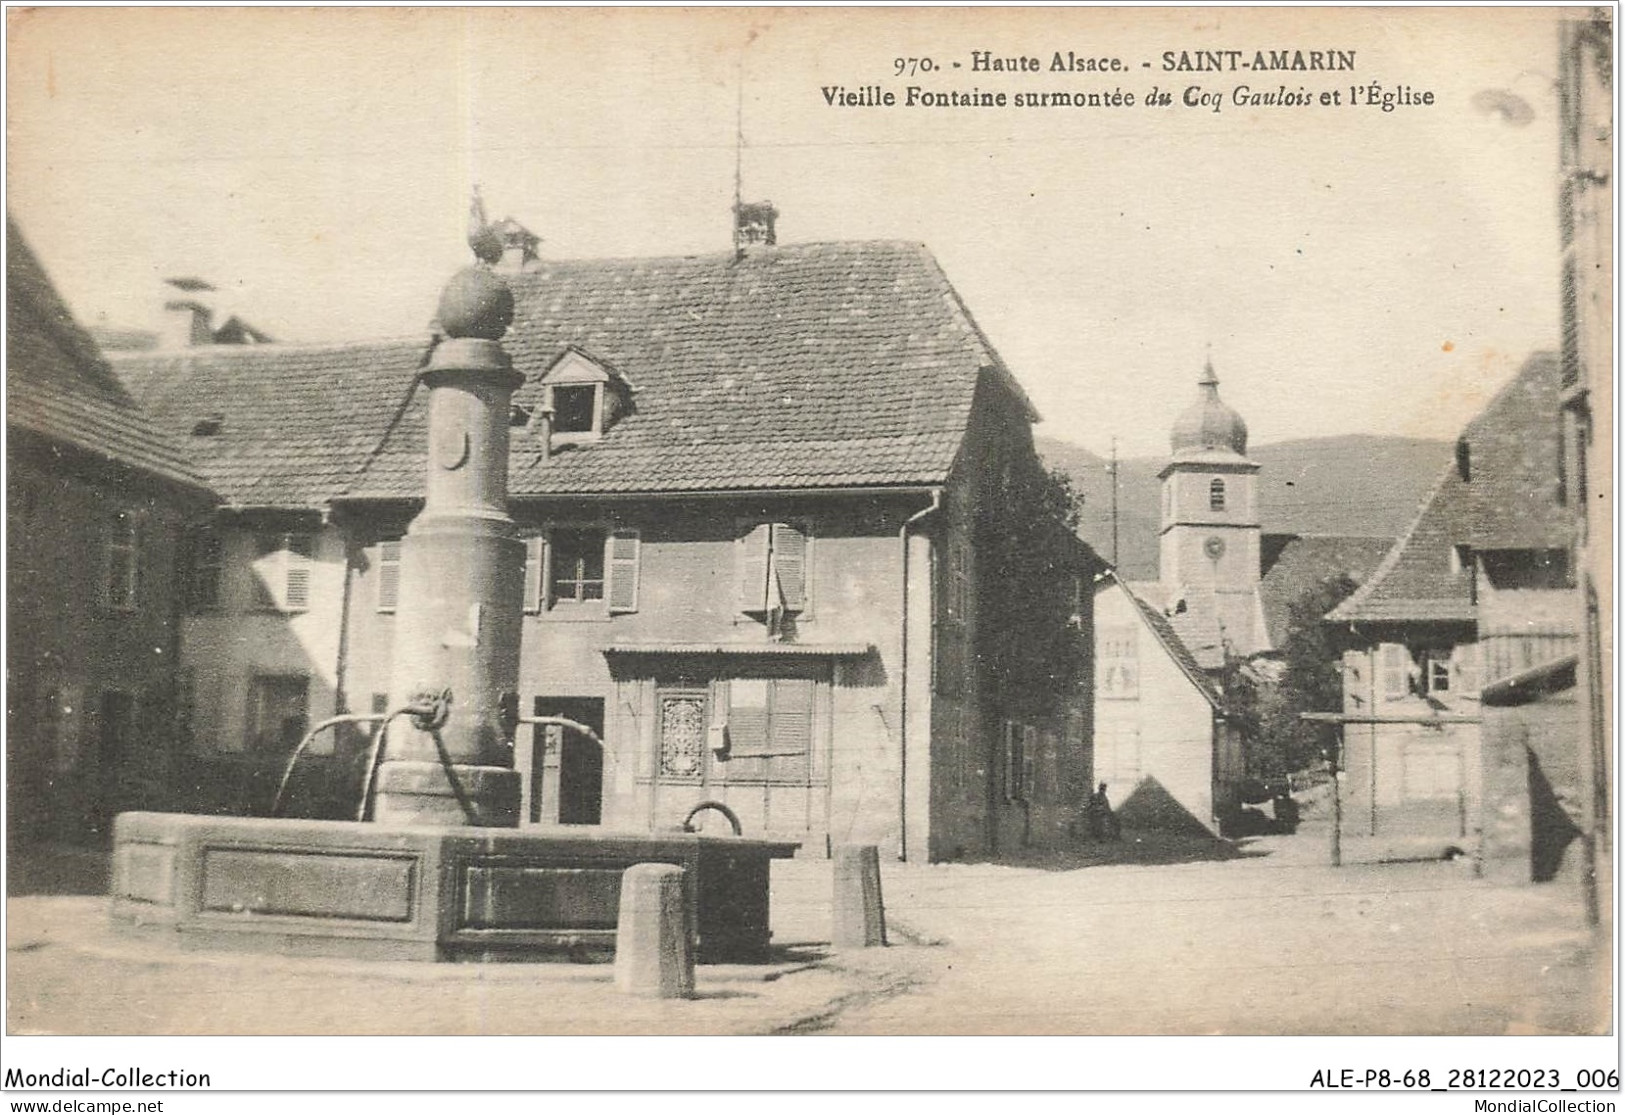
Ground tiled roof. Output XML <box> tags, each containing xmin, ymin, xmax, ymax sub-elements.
<box><xmin>1325</xmin><ymin>462</ymin><xmax>1472</xmax><ymax>625</ymax></box>
<box><xmin>345</xmin><ymin>241</ymin><xmax>1013</xmax><ymax>499</ymax></box>
<box><xmin>106</xmin><ymin>241</ymin><xmax>1014</xmax><ymax>506</ymax></box>
<box><xmin>112</xmin><ymin>339</ymin><xmax>426</xmax><ymax>509</ymax></box>
<box><xmin>6</xmin><ymin>217</ymin><xmax>211</xmax><ymax>494</ymax></box>
<box><xmin>1458</xmin><ymin>351</ymin><xmax>1571</xmax><ymax>551</ymax></box>
<box><xmin>1113</xmin><ymin>578</ymin><xmax>1224</xmax><ymax>709</ymax></box>
<box><xmin>1259</xmin><ymin>534</ymin><xmax>1394</xmax><ymax>646</ymax></box>
<box><xmin>1328</xmin><ymin>351</ymin><xmax>1563</xmax><ymax>625</ymax></box>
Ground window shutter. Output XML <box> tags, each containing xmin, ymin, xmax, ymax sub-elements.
<box><xmin>774</xmin><ymin>677</ymin><xmax>814</xmax><ymax>782</ymax></box>
<box><xmin>284</xmin><ymin>535</ymin><xmax>313</xmax><ymax>611</ymax></box>
<box><xmin>1454</xmin><ymin>642</ymin><xmax>1482</xmax><ymax>695</ymax></box>
<box><xmin>1380</xmin><ymin>644</ymin><xmax>1409</xmax><ymax>701</ymax></box>
<box><xmin>727</xmin><ymin>678</ymin><xmax>770</xmax><ymax>755</ymax></box>
<box><xmin>771</xmin><ymin>523</ymin><xmax>807</xmax><ymax>611</ymax></box>
<box><xmin>523</xmin><ymin>535</ymin><xmax>546</xmax><ymax>613</ymax></box>
<box><xmin>737</xmin><ymin>523</ymin><xmax>771</xmax><ymax>613</ymax></box>
<box><xmin>377</xmin><ymin>541</ymin><xmax>401</xmax><ymax>613</ymax></box>
<box><xmin>607</xmin><ymin>529</ymin><xmax>640</xmax><ymax>613</ymax></box>
<box><xmin>775</xmin><ymin>678</ymin><xmax>814</xmax><ymax>753</ymax></box>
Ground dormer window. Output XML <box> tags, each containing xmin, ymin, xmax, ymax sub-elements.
<box><xmin>537</xmin><ymin>347</ymin><xmax>634</xmax><ymax>445</ymax></box>
<box><xmin>552</xmin><ymin>385</ymin><xmax>597</xmax><ymax>434</ymax></box>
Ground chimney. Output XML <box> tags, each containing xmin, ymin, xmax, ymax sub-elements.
<box><xmin>535</xmin><ymin>402</ymin><xmax>554</xmax><ymax>459</ymax></box>
<box><xmin>491</xmin><ymin>218</ymin><xmax>540</xmax><ymax>274</ymax></box>
<box><xmin>160</xmin><ymin>277</ymin><xmax>216</xmax><ymax>348</ymax></box>
<box><xmin>733</xmin><ymin>200</ymin><xmax>778</xmax><ymax>257</ymax></box>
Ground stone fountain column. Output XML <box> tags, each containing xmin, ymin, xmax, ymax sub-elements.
<box><xmin>372</xmin><ymin>268</ymin><xmax>525</xmax><ymax>827</ymax></box>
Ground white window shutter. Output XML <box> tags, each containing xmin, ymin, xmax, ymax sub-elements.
<box><xmin>775</xmin><ymin>677</ymin><xmax>815</xmax><ymax>755</ymax></box>
<box><xmin>284</xmin><ymin>535</ymin><xmax>313</xmax><ymax>612</ymax></box>
<box><xmin>1380</xmin><ymin>644</ymin><xmax>1409</xmax><ymax>701</ymax></box>
<box><xmin>771</xmin><ymin>523</ymin><xmax>808</xmax><ymax>611</ymax></box>
<box><xmin>377</xmin><ymin>541</ymin><xmax>401</xmax><ymax>613</ymax></box>
<box><xmin>523</xmin><ymin>535</ymin><xmax>546</xmax><ymax>614</ymax></box>
<box><xmin>737</xmin><ymin>523</ymin><xmax>772</xmax><ymax>613</ymax></box>
<box><xmin>1454</xmin><ymin>642</ymin><xmax>1482</xmax><ymax>694</ymax></box>
<box><xmin>607</xmin><ymin>529</ymin><xmax>640</xmax><ymax>613</ymax></box>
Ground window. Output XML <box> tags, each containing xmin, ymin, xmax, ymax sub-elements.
<box><xmin>1098</xmin><ymin>626</ymin><xmax>1139</xmax><ymax>699</ymax></box>
<box><xmin>186</xmin><ymin>528</ymin><xmax>223</xmax><ymax>612</ymax></box>
<box><xmin>1382</xmin><ymin>644</ymin><xmax>1461</xmax><ymax>700</ymax></box>
<box><xmin>1209</xmin><ymin>477</ymin><xmax>1227</xmax><ymax>512</ymax></box>
<box><xmin>722</xmin><ymin>676</ymin><xmax>813</xmax><ymax>784</ymax></box>
<box><xmin>376</xmin><ymin>540</ymin><xmax>401</xmax><ymax>613</ymax></box>
<box><xmin>658</xmin><ymin>690</ymin><xmax>709</xmax><ymax>782</ymax></box>
<box><xmin>538</xmin><ymin>348</ymin><xmax>630</xmax><ymax>443</ymax></box>
<box><xmin>252</xmin><ymin>533</ymin><xmax>313</xmax><ymax>612</ymax></box>
<box><xmin>1427</xmin><ymin>656</ymin><xmax>1451</xmax><ymax>694</ymax></box>
<box><xmin>738</xmin><ymin>522</ymin><xmax>810</xmax><ymax>626</ymax></box>
<box><xmin>105</xmin><ymin>510</ymin><xmax>143</xmax><ymax>612</ymax></box>
<box><xmin>551</xmin><ymin>384</ymin><xmax>598</xmax><ymax>434</ymax></box>
<box><xmin>524</xmin><ymin>527</ymin><xmax>639</xmax><ymax>613</ymax></box>
<box><xmin>550</xmin><ymin>528</ymin><xmax>605</xmax><ymax>603</ymax></box>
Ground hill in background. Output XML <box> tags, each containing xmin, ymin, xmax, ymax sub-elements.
<box><xmin>1038</xmin><ymin>434</ymin><xmax>1453</xmax><ymax>581</ymax></box>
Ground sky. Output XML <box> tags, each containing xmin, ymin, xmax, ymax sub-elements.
<box><xmin>6</xmin><ymin>6</ymin><xmax>1571</xmax><ymax>458</ymax></box>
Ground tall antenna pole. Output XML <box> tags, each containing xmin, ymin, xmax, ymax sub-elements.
<box><xmin>1109</xmin><ymin>436</ymin><xmax>1120</xmax><ymax>567</ymax></box>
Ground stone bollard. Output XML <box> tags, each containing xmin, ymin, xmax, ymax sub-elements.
<box><xmin>832</xmin><ymin>844</ymin><xmax>886</xmax><ymax>948</ymax></box>
<box><xmin>614</xmin><ymin>863</ymin><xmax>694</xmax><ymax>998</ymax></box>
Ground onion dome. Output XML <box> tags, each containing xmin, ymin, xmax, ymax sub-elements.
<box><xmin>1170</xmin><ymin>358</ymin><xmax>1248</xmax><ymax>456</ymax></box>
<box><xmin>436</xmin><ymin>266</ymin><xmax>514</xmax><ymax>340</ymax></box>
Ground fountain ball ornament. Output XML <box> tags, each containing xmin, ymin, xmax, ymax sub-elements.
<box><xmin>436</xmin><ymin>266</ymin><xmax>515</xmax><ymax>340</ymax></box>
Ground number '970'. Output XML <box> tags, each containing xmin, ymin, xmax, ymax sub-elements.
<box><xmin>894</xmin><ymin>57</ymin><xmax>936</xmax><ymax>76</ymax></box>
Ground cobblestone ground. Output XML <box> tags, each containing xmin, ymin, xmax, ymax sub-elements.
<box><xmin>4</xmin><ymin>820</ymin><xmax>1609</xmax><ymax>1037</ymax></box>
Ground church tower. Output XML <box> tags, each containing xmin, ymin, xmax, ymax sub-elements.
<box><xmin>1158</xmin><ymin>358</ymin><xmax>1267</xmax><ymax>658</ymax></box>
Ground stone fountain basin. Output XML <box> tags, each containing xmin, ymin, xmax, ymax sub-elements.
<box><xmin>111</xmin><ymin>812</ymin><xmax>799</xmax><ymax>963</ymax></box>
